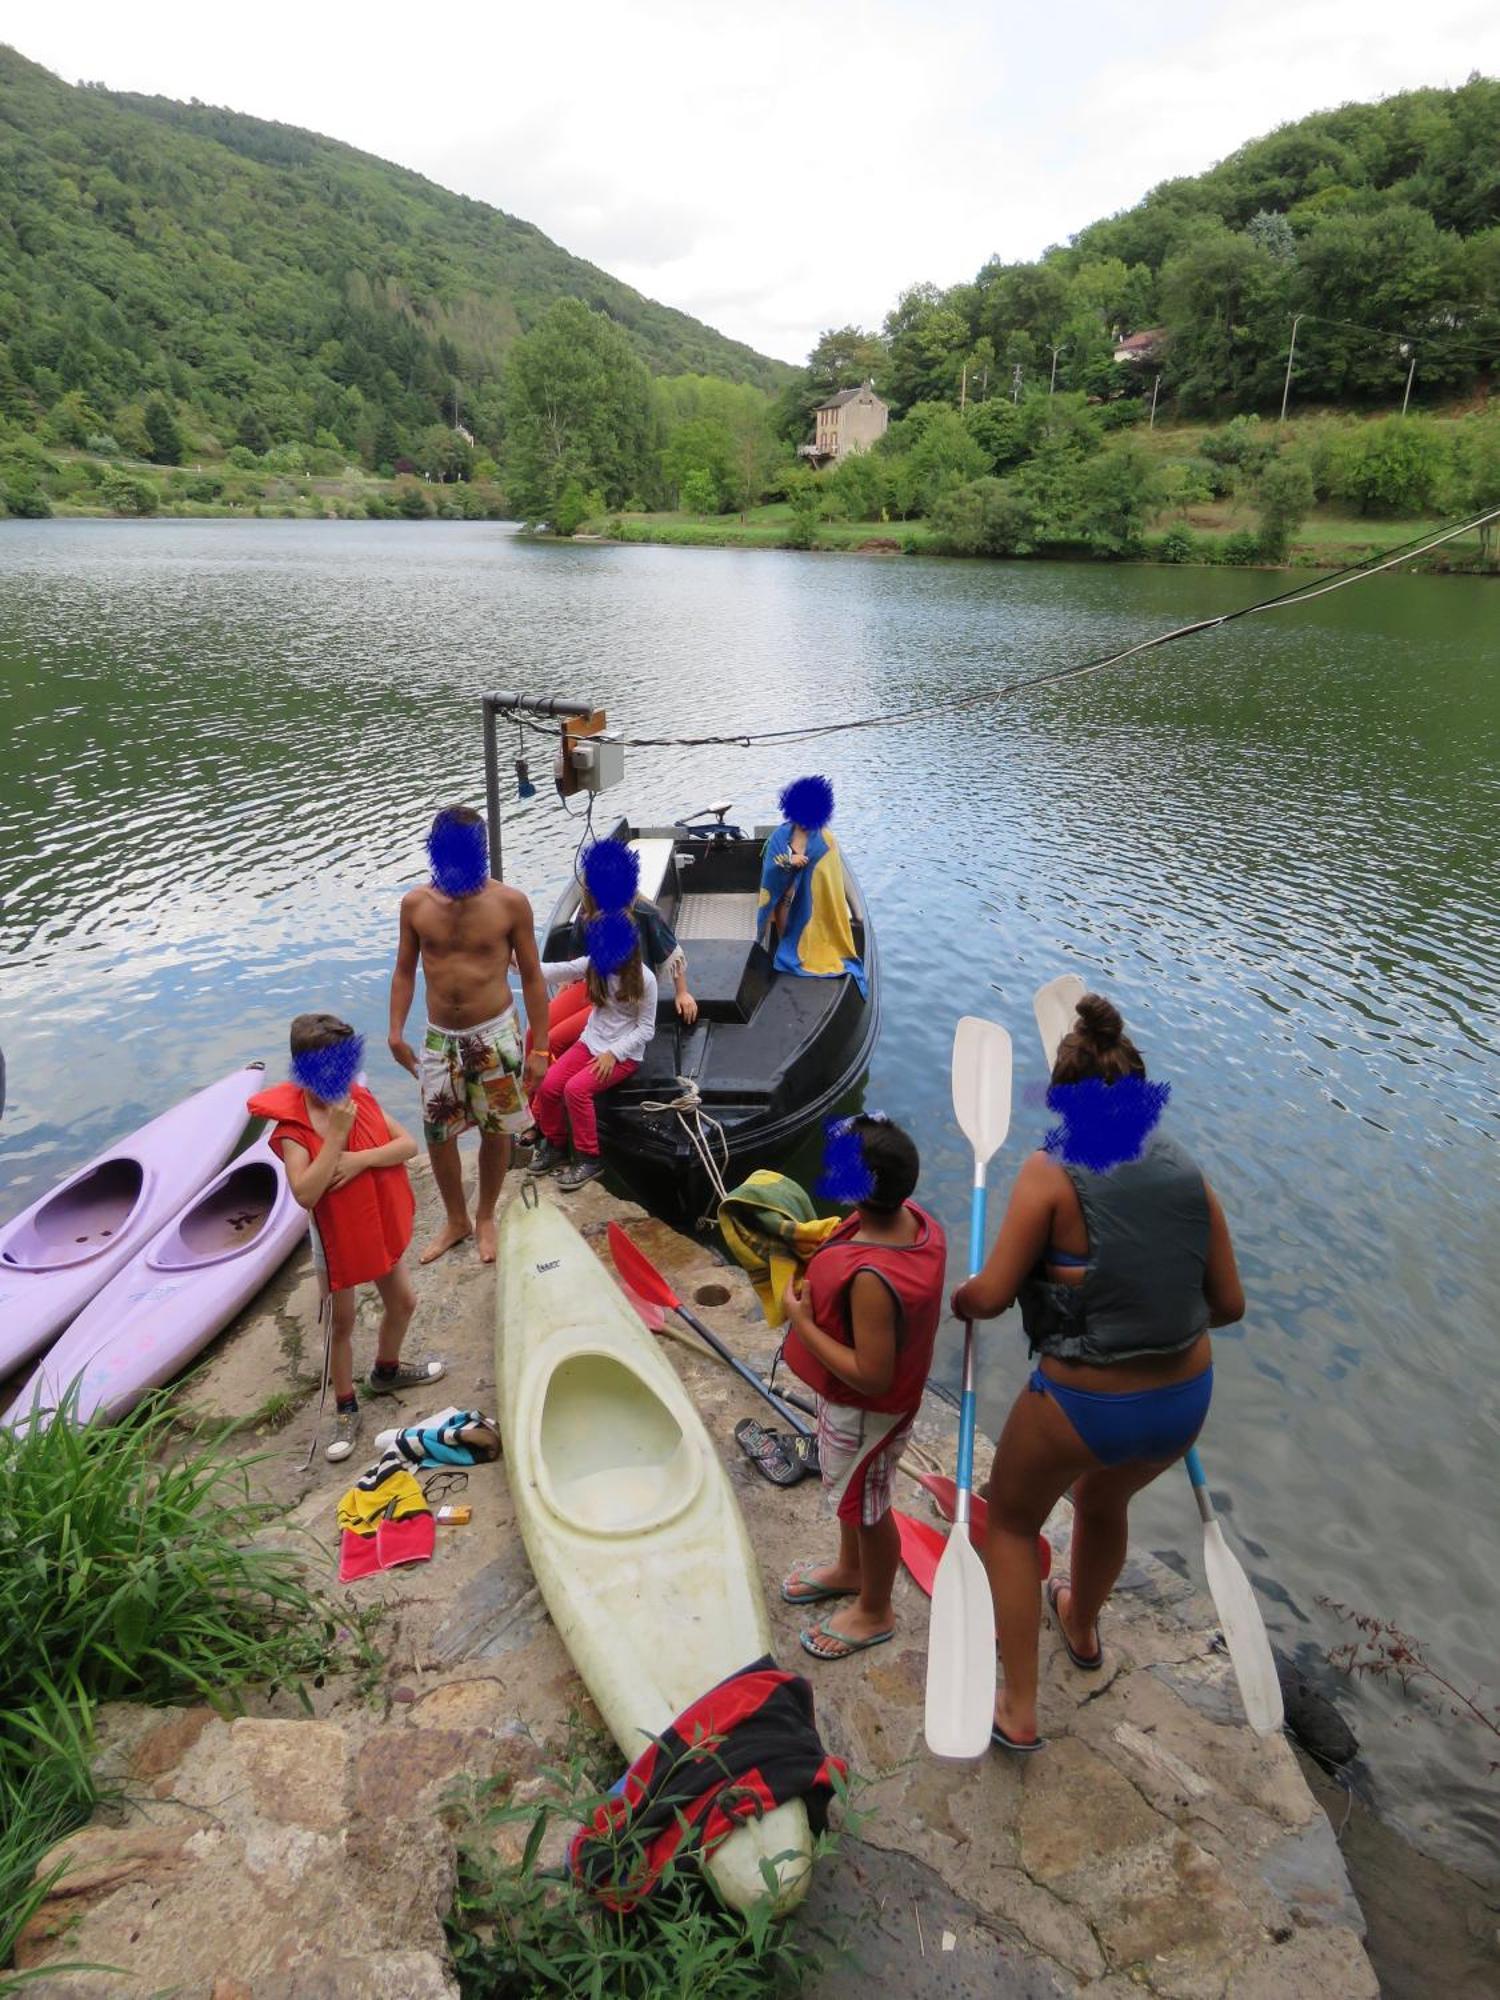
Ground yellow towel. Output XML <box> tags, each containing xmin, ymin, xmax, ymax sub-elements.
<box><xmin>718</xmin><ymin>1170</ymin><xmax>841</xmax><ymax>1328</ymax></box>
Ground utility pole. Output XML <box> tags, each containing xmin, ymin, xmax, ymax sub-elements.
<box><xmin>1011</xmin><ymin>363</ymin><xmax>1024</xmax><ymax>405</ymax></box>
<box><xmin>1149</xmin><ymin>374</ymin><xmax>1161</xmax><ymax>429</ymax></box>
<box><xmin>959</xmin><ymin>362</ymin><xmax>967</xmax><ymax>412</ymax></box>
<box><xmin>1280</xmin><ymin>313</ymin><xmax>1305</xmax><ymax>424</ymax></box>
<box><xmin>1400</xmin><ymin>344</ymin><xmax>1416</xmax><ymax>417</ymax></box>
<box><xmin>1048</xmin><ymin>344</ymin><xmax>1067</xmax><ymax>396</ymax></box>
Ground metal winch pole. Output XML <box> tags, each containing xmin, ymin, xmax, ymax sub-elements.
<box><xmin>482</xmin><ymin>690</ymin><xmax>597</xmax><ymax>880</ymax></box>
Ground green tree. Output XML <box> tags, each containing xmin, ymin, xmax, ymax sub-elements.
<box><xmin>416</xmin><ymin>424</ymin><xmax>472</xmax><ymax>482</ymax></box>
<box><xmin>502</xmin><ymin>299</ymin><xmax>657</xmax><ymax>522</ymax></box>
<box><xmin>680</xmin><ymin>466</ymin><xmax>719</xmax><ymax>515</ymax></box>
<box><xmin>236</xmin><ymin>407</ymin><xmax>272</xmax><ymax>454</ymax></box>
<box><xmin>782</xmin><ymin>473</ymin><xmax>824</xmax><ymax>548</ymax></box>
<box><xmin>880</xmin><ymin>403</ymin><xmax>988</xmax><ymax>515</ymax></box>
<box><xmin>371</xmin><ymin>412</ymin><xmax>402</xmax><ymax>474</ymax></box>
<box><xmin>100</xmin><ymin>468</ymin><xmax>158</xmax><ymax>514</ymax></box>
<box><xmin>1254</xmin><ymin>455</ymin><xmax>1316</xmax><ymax>558</ymax></box>
<box><xmin>1334</xmin><ymin>417</ymin><xmax>1449</xmax><ymax>514</ymax></box>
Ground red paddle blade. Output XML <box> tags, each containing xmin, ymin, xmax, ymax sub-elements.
<box><xmin>894</xmin><ymin>1509</ymin><xmax>947</xmax><ymax>1597</ymax></box>
<box><xmin>618</xmin><ymin>1277</ymin><xmax>667</xmax><ymax>1333</ymax></box>
<box><xmin>912</xmin><ymin>1471</ymin><xmax>1051</xmax><ymax>1579</ymax></box>
<box><xmin>607</xmin><ymin>1221</ymin><xmax>681</xmax><ymax>1312</ymax></box>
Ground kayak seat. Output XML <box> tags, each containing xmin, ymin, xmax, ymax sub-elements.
<box><xmin>536</xmin><ymin>1352</ymin><xmax>702</xmax><ymax>1536</ymax></box>
<box><xmin>2</xmin><ymin>1159</ymin><xmax>144</xmax><ymax>1270</ymax></box>
<box><xmin>153</xmin><ymin>1162</ymin><xmax>280</xmax><ymax>1270</ymax></box>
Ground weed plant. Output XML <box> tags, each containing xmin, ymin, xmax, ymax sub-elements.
<box><xmin>0</xmin><ymin>1390</ymin><xmax>354</xmax><ymax>1984</ymax></box>
<box><xmin>446</xmin><ymin>1745</ymin><xmax>862</xmax><ymax>2000</ymax></box>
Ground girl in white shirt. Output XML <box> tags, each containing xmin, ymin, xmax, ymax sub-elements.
<box><xmin>530</xmin><ymin>938</ymin><xmax>658</xmax><ymax>1190</ymax></box>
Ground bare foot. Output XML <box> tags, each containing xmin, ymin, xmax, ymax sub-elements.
<box><xmin>475</xmin><ymin>1214</ymin><xmax>497</xmax><ymax>1264</ymax></box>
<box><xmin>420</xmin><ymin>1216</ymin><xmax>472</xmax><ymax>1264</ymax></box>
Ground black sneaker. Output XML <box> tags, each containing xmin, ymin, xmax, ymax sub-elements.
<box><xmin>529</xmin><ymin>1138</ymin><xmax>567</xmax><ymax>1174</ymax></box>
<box><xmin>558</xmin><ymin>1156</ymin><xmax>606</xmax><ymax>1192</ymax></box>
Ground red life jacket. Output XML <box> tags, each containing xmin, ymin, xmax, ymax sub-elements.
<box><xmin>782</xmin><ymin>1201</ymin><xmax>947</xmax><ymax>1413</ymax></box>
<box><xmin>247</xmin><ymin>1080</ymin><xmax>414</xmax><ymax>1292</ymax></box>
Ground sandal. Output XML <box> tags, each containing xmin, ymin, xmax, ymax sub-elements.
<box><xmin>781</xmin><ymin>1561</ymin><xmax>856</xmax><ymax>1606</ymax></box>
<box><xmin>1046</xmin><ymin>1577</ymin><xmax>1103</xmax><ymax>1671</ymax></box>
<box><xmin>735</xmin><ymin>1418</ymin><xmax>806</xmax><ymax>1488</ymax></box>
<box><xmin>991</xmin><ymin>1721</ymin><xmax>1047</xmax><ymax>1754</ymax></box>
<box><xmin>798</xmin><ymin>1615</ymin><xmax>894</xmax><ymax>1662</ymax></box>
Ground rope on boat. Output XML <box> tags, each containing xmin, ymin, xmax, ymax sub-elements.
<box><xmin>506</xmin><ymin>503</ymin><xmax>1500</xmax><ymax>753</ymax></box>
<box><xmin>637</xmin><ymin>1077</ymin><xmax>734</xmax><ymax>1225</ymax></box>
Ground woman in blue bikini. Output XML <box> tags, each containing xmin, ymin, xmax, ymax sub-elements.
<box><xmin>950</xmin><ymin>992</ymin><xmax>1245</xmax><ymax>1753</ymax></box>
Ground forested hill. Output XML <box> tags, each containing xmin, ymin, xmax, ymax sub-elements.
<box><xmin>0</xmin><ymin>46</ymin><xmax>787</xmax><ymax>466</ymax></box>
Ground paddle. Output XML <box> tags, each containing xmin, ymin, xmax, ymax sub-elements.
<box><xmin>607</xmin><ymin>1222</ymin><xmax>815</xmax><ymax>1439</ymax></box>
<box><xmin>911</xmin><ymin>1472</ymin><xmax>1053</xmax><ymax>1581</ymax></box>
<box><xmin>924</xmin><ymin>1017</ymin><xmax>1010</xmax><ymax>1759</ymax></box>
<box><xmin>1030</xmin><ymin>974</ymin><xmax>1284</xmax><ymax>1738</ymax></box>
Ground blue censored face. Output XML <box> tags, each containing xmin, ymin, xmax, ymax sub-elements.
<box><xmin>778</xmin><ymin>775</ymin><xmax>834</xmax><ymax>832</ymax></box>
<box><xmin>586</xmin><ymin>909</ymin><xmax>637</xmax><ymax>978</ymax></box>
<box><xmin>427</xmin><ymin>818</ymin><xmax>489</xmax><ymax>898</ymax></box>
<box><xmin>582</xmin><ymin>838</ymin><xmax>640</xmax><ymax>913</ymax></box>
<box><xmin>1043</xmin><ymin>1076</ymin><xmax>1171</xmax><ymax>1173</ymax></box>
<box><xmin>291</xmin><ymin>1034</ymin><xmax>365</xmax><ymax>1104</ymax></box>
<box><xmin>816</xmin><ymin>1120</ymin><xmax>876</xmax><ymax>1205</ymax></box>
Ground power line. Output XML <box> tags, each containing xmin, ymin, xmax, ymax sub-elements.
<box><xmin>513</xmin><ymin>506</ymin><xmax>1496</xmax><ymax>753</ymax></box>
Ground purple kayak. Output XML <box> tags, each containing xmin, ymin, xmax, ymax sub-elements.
<box><xmin>0</xmin><ymin>1065</ymin><xmax>267</xmax><ymax>1382</ymax></box>
<box><xmin>7</xmin><ymin>1130</ymin><xmax>307</xmax><ymax>1427</ymax></box>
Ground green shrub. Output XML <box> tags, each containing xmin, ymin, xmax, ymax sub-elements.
<box><xmin>1219</xmin><ymin>529</ymin><xmax>1261</xmax><ymax>565</ymax></box>
<box><xmin>1333</xmin><ymin>416</ymin><xmax>1449</xmax><ymax>515</ymax></box>
<box><xmin>83</xmin><ymin>432</ymin><xmax>121</xmax><ymax>457</ymax></box>
<box><xmin>1155</xmin><ymin>526</ymin><xmax>1197</xmax><ymax>563</ymax></box>
<box><xmin>365</xmin><ymin>492</ymin><xmax>395</xmax><ymax>519</ymax></box>
<box><xmin>182</xmin><ymin>475</ymin><xmax>224</xmax><ymax>502</ymax></box>
<box><xmin>395</xmin><ymin>480</ymin><xmax>434</xmax><ymax>520</ymax></box>
<box><xmin>1200</xmin><ymin>415</ymin><xmax>1273</xmax><ymax>474</ymax></box>
<box><xmin>100</xmin><ymin>470</ymin><xmax>158</xmax><ymax>516</ymax></box>
<box><xmin>1255</xmin><ymin>455</ymin><xmax>1316</xmax><ymax>559</ymax></box>
<box><xmin>225</xmin><ymin>445</ymin><xmax>258</xmax><ymax>470</ymax></box>
<box><xmin>2</xmin><ymin>482</ymin><xmax>52</xmax><ymax>518</ymax></box>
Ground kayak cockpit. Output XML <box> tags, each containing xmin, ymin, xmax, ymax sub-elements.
<box><xmin>1</xmin><ymin>1159</ymin><xmax>145</xmax><ymax>1270</ymax></box>
<box><xmin>151</xmin><ymin>1161</ymin><xmax>280</xmax><ymax>1271</ymax></box>
<box><xmin>535</xmin><ymin>1350</ymin><xmax>703</xmax><ymax>1535</ymax></box>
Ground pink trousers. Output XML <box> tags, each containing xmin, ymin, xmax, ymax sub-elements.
<box><xmin>532</xmin><ymin>1041</ymin><xmax>637</xmax><ymax>1156</ymax></box>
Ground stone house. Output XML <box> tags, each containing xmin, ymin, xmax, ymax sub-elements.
<box><xmin>800</xmin><ymin>381</ymin><xmax>889</xmax><ymax>465</ymax></box>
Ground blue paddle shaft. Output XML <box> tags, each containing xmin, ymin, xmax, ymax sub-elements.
<box><xmin>953</xmin><ymin>1173</ymin><xmax>989</xmax><ymax>1523</ymax></box>
<box><xmin>1184</xmin><ymin>1445</ymin><xmax>1215</xmax><ymax>1523</ymax></box>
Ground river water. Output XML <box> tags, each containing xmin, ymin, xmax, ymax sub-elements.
<box><xmin>2</xmin><ymin>519</ymin><xmax>1496</xmax><ymax>1873</ymax></box>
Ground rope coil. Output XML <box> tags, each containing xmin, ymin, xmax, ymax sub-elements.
<box><xmin>637</xmin><ymin>1077</ymin><xmax>733</xmax><ymax>1226</ymax></box>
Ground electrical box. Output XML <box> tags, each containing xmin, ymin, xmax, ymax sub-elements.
<box><xmin>569</xmin><ymin>736</ymin><xmax>624</xmax><ymax>793</ymax></box>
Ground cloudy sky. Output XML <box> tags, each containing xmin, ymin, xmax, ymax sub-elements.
<box><xmin>18</xmin><ymin>1</ymin><xmax>1498</xmax><ymax>363</ymax></box>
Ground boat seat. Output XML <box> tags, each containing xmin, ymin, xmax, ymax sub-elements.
<box><xmin>537</xmin><ymin>1353</ymin><xmax>702</xmax><ymax>1535</ymax></box>
<box><xmin>628</xmin><ymin>837</ymin><xmax>677</xmax><ymax>909</ymax></box>
<box><xmin>657</xmin><ymin>939</ymin><xmax>772</xmax><ymax>1025</ymax></box>
<box><xmin>1</xmin><ymin>1160</ymin><xmax>144</xmax><ymax>1270</ymax></box>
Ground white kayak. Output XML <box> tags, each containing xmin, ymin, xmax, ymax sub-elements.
<box><xmin>0</xmin><ymin>1065</ymin><xmax>268</xmax><ymax>1381</ymax></box>
<box><xmin>6</xmin><ymin>1132</ymin><xmax>306</xmax><ymax>1428</ymax></box>
<box><xmin>495</xmin><ymin>1190</ymin><xmax>814</xmax><ymax>1916</ymax></box>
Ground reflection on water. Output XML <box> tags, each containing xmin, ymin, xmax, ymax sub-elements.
<box><xmin>1</xmin><ymin>519</ymin><xmax>1497</xmax><ymax>1873</ymax></box>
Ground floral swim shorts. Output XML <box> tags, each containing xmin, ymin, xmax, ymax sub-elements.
<box><xmin>419</xmin><ymin>1009</ymin><xmax>530</xmax><ymax>1145</ymax></box>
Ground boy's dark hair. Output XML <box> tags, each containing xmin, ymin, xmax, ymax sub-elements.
<box><xmin>289</xmin><ymin>1012</ymin><xmax>357</xmax><ymax>1057</ymax></box>
<box><xmin>851</xmin><ymin>1114</ymin><xmax>919</xmax><ymax>1214</ymax></box>
<box><xmin>431</xmin><ymin>802</ymin><xmax>483</xmax><ymax>837</ymax></box>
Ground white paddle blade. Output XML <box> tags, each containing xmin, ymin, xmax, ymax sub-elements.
<box><xmin>1033</xmin><ymin>973</ymin><xmax>1086</xmax><ymax>1072</ymax></box>
<box><xmin>923</xmin><ymin>1532</ymin><xmax>997</xmax><ymax>1758</ymax></box>
<box><xmin>951</xmin><ymin>1018</ymin><xmax>1013</xmax><ymax>1169</ymax></box>
<box><xmin>1202</xmin><ymin>1521</ymin><xmax>1285</xmax><ymax>1736</ymax></box>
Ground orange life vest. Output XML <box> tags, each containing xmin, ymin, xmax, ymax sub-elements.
<box><xmin>247</xmin><ymin>1080</ymin><xmax>414</xmax><ymax>1291</ymax></box>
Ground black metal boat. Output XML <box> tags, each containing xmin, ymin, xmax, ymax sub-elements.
<box><xmin>539</xmin><ymin>804</ymin><xmax>879</xmax><ymax>1225</ymax></box>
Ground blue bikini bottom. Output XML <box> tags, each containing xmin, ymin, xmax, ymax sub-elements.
<box><xmin>1030</xmin><ymin>1364</ymin><xmax>1213</xmax><ymax>1468</ymax></box>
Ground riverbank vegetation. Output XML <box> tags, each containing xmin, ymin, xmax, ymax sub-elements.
<box><xmin>0</xmin><ymin>1394</ymin><xmax>360</xmax><ymax>1987</ymax></box>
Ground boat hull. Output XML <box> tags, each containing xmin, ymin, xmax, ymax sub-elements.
<box><xmin>0</xmin><ymin>1066</ymin><xmax>267</xmax><ymax>1380</ymax></box>
<box><xmin>6</xmin><ymin>1134</ymin><xmax>306</xmax><ymax>1427</ymax></box>
<box><xmin>495</xmin><ymin>1193</ymin><xmax>812</xmax><ymax>1914</ymax></box>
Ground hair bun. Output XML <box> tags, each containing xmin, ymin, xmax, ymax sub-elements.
<box><xmin>1075</xmin><ymin>993</ymin><xmax>1123</xmax><ymax>1049</ymax></box>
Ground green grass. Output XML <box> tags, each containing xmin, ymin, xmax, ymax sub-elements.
<box><xmin>0</xmin><ymin>1390</ymin><xmax>361</xmax><ymax>1985</ymax></box>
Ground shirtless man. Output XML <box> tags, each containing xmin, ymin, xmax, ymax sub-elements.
<box><xmin>388</xmin><ymin>804</ymin><xmax>550</xmax><ymax>1265</ymax></box>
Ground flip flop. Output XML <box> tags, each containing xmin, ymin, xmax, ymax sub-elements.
<box><xmin>798</xmin><ymin>1615</ymin><xmax>894</xmax><ymax>1662</ymax></box>
<box><xmin>991</xmin><ymin>1721</ymin><xmax>1047</xmax><ymax>1755</ymax></box>
<box><xmin>789</xmin><ymin>1432</ymin><xmax>821</xmax><ymax>1478</ymax></box>
<box><xmin>781</xmin><ymin>1561</ymin><xmax>856</xmax><ymax>1606</ymax></box>
<box><xmin>735</xmin><ymin>1418</ymin><xmax>806</xmax><ymax>1488</ymax></box>
<box><xmin>1046</xmin><ymin>1577</ymin><xmax>1103</xmax><ymax>1671</ymax></box>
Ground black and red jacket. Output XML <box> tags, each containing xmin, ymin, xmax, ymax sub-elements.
<box><xmin>567</xmin><ymin>1658</ymin><xmax>845</xmax><ymax>1910</ymax></box>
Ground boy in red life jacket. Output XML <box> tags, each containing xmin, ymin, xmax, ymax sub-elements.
<box><xmin>247</xmin><ymin>1013</ymin><xmax>446</xmax><ymax>1464</ymax></box>
<box><xmin>778</xmin><ymin>1115</ymin><xmax>946</xmax><ymax>1662</ymax></box>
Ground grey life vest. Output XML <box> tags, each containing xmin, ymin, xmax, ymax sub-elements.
<box><xmin>1019</xmin><ymin>1130</ymin><xmax>1211</xmax><ymax>1365</ymax></box>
